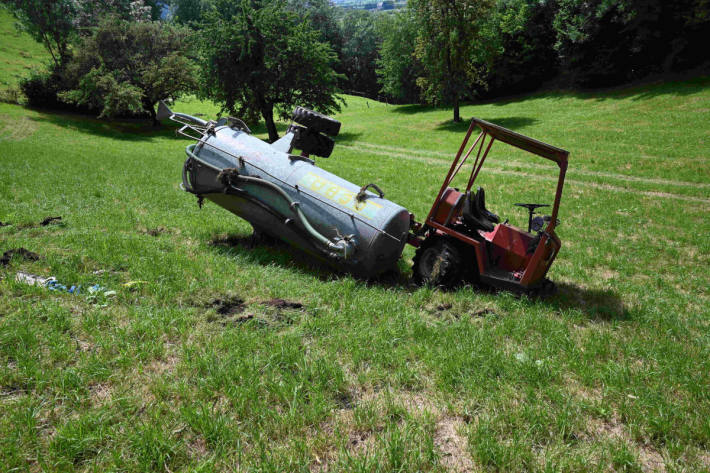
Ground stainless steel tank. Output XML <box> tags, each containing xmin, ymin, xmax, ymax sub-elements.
<box><xmin>179</xmin><ymin>123</ymin><xmax>411</xmax><ymax>277</ymax></box>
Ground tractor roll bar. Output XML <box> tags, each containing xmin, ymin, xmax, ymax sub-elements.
<box><xmin>471</xmin><ymin>118</ymin><xmax>568</xmax><ymax>165</ymax></box>
<box><xmin>425</xmin><ymin>117</ymin><xmax>569</xmax><ymax>234</ymax></box>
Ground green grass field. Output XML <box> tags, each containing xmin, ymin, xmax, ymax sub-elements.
<box><xmin>1</xmin><ymin>12</ymin><xmax>710</xmax><ymax>472</ymax></box>
<box><xmin>0</xmin><ymin>9</ymin><xmax>49</xmax><ymax>90</ymax></box>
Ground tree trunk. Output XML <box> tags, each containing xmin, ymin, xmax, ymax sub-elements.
<box><xmin>261</xmin><ymin>104</ymin><xmax>279</xmax><ymax>143</ymax></box>
<box><xmin>453</xmin><ymin>94</ymin><xmax>461</xmax><ymax>123</ymax></box>
<box><xmin>147</xmin><ymin>103</ymin><xmax>159</xmax><ymax>127</ymax></box>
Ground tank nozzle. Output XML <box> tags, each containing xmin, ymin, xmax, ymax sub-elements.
<box><xmin>157</xmin><ymin>100</ymin><xmax>209</xmax><ymax>127</ymax></box>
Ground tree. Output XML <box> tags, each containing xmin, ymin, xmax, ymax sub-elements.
<box><xmin>59</xmin><ymin>17</ymin><xmax>198</xmax><ymax>124</ymax></box>
<box><xmin>337</xmin><ymin>10</ymin><xmax>382</xmax><ymax>98</ymax></box>
<box><xmin>1</xmin><ymin>0</ymin><xmax>76</xmax><ymax>67</ymax></box>
<box><xmin>287</xmin><ymin>0</ymin><xmax>341</xmax><ymax>48</ymax></box>
<box><xmin>411</xmin><ymin>0</ymin><xmax>496</xmax><ymax>121</ymax></box>
<box><xmin>483</xmin><ymin>0</ymin><xmax>559</xmax><ymax>98</ymax></box>
<box><xmin>376</xmin><ymin>10</ymin><xmax>421</xmax><ymax>103</ymax></box>
<box><xmin>170</xmin><ymin>0</ymin><xmax>212</xmax><ymax>25</ymax></box>
<box><xmin>74</xmin><ymin>1</ymin><xmax>143</xmax><ymax>30</ymax></box>
<box><xmin>553</xmin><ymin>0</ymin><xmax>710</xmax><ymax>87</ymax></box>
<box><xmin>1</xmin><ymin>0</ymin><xmax>165</xmax><ymax>68</ymax></box>
<box><xmin>199</xmin><ymin>0</ymin><xmax>343</xmax><ymax>142</ymax></box>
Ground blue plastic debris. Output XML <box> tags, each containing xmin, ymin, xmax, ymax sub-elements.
<box><xmin>15</xmin><ymin>272</ymin><xmax>115</xmax><ymax>298</ymax></box>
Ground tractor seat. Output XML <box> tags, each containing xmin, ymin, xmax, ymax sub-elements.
<box><xmin>475</xmin><ymin>187</ymin><xmax>500</xmax><ymax>224</ymax></box>
<box><xmin>462</xmin><ymin>187</ymin><xmax>500</xmax><ymax>232</ymax></box>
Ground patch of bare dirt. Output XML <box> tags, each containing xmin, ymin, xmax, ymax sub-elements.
<box><xmin>394</xmin><ymin>390</ymin><xmax>440</xmax><ymax>416</ymax></box>
<box><xmin>0</xmin><ymin>247</ymin><xmax>39</xmax><ymax>266</ymax></box>
<box><xmin>430</xmin><ymin>302</ymin><xmax>497</xmax><ymax>320</ymax></box>
<box><xmin>5</xmin><ymin>216</ymin><xmax>65</xmax><ymax>230</ymax></box>
<box><xmin>211</xmin><ymin>296</ymin><xmax>246</xmax><ymax>316</ymax></box>
<box><xmin>39</xmin><ymin>216</ymin><xmax>62</xmax><ymax>226</ymax></box>
<box><xmin>75</xmin><ymin>338</ymin><xmax>94</xmax><ymax>353</ymax></box>
<box><xmin>564</xmin><ymin>375</ymin><xmax>603</xmax><ymax>403</ymax></box>
<box><xmin>585</xmin><ymin>414</ymin><xmax>667</xmax><ymax>471</ymax></box>
<box><xmin>588</xmin><ymin>416</ymin><xmax>626</xmax><ymax>440</ymax></box>
<box><xmin>139</xmin><ymin>226</ymin><xmax>171</xmax><ymax>236</ymax></box>
<box><xmin>310</xmin><ymin>388</ymin><xmax>480</xmax><ymax>472</ymax></box>
<box><xmin>90</xmin><ymin>383</ymin><xmax>112</xmax><ymax>405</ymax></box>
<box><xmin>207</xmin><ymin>296</ymin><xmax>258</xmax><ymax>326</ymax></box>
<box><xmin>472</xmin><ymin>308</ymin><xmax>497</xmax><ymax>317</ymax></box>
<box><xmin>188</xmin><ymin>435</ymin><xmax>209</xmax><ymax>459</ymax></box>
<box><xmin>263</xmin><ymin>298</ymin><xmax>303</xmax><ymax>310</ymax></box>
<box><xmin>435</xmin><ymin>416</ymin><xmax>477</xmax><ymax>473</ymax></box>
<box><xmin>638</xmin><ymin>444</ymin><xmax>666</xmax><ymax>473</ymax></box>
<box><xmin>147</xmin><ymin>354</ymin><xmax>179</xmax><ymax>376</ymax></box>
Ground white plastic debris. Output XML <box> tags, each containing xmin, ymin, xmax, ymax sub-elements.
<box><xmin>16</xmin><ymin>271</ymin><xmax>55</xmax><ymax>286</ymax></box>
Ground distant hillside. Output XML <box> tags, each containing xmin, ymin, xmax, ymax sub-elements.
<box><xmin>332</xmin><ymin>0</ymin><xmax>405</xmax><ymax>11</ymax></box>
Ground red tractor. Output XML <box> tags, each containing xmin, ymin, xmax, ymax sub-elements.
<box><xmin>161</xmin><ymin>99</ymin><xmax>567</xmax><ymax>293</ymax></box>
<box><xmin>409</xmin><ymin>118</ymin><xmax>568</xmax><ymax>294</ymax></box>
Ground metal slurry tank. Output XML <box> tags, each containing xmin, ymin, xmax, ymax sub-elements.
<box><xmin>182</xmin><ymin>126</ymin><xmax>411</xmax><ymax>277</ymax></box>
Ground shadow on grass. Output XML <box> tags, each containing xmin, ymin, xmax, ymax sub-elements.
<box><xmin>541</xmin><ymin>282</ymin><xmax>628</xmax><ymax>321</ymax></box>
<box><xmin>435</xmin><ymin>116</ymin><xmax>538</xmax><ymax>133</ymax></box>
<box><xmin>208</xmin><ymin>231</ymin><xmax>413</xmax><ymax>288</ymax></box>
<box><xmin>29</xmin><ymin>109</ymin><xmax>340</xmax><ymax>145</ymax></box>
<box><xmin>208</xmin><ymin>233</ymin><xmax>627</xmax><ymax>320</ymax></box>
<box><xmin>389</xmin><ymin>103</ymin><xmax>437</xmax><ymax>115</ymax></box>
<box><xmin>29</xmin><ymin>111</ymin><xmax>181</xmax><ymax>142</ymax></box>
<box><xmin>490</xmin><ymin>74</ymin><xmax>710</xmax><ymax>106</ymax></box>
<box><xmin>333</xmin><ymin>131</ymin><xmax>363</xmax><ymax>145</ymax></box>
<box><xmin>210</xmin><ymin>232</ymin><xmax>346</xmax><ymax>280</ymax></box>
<box><xmin>380</xmin><ymin>75</ymin><xmax>709</xmax><ymax>113</ymax></box>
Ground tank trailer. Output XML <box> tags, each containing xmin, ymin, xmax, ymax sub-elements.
<box><xmin>159</xmin><ymin>102</ymin><xmax>568</xmax><ymax>293</ymax></box>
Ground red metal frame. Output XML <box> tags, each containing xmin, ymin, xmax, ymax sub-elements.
<box><xmin>416</xmin><ymin>117</ymin><xmax>569</xmax><ymax>289</ymax></box>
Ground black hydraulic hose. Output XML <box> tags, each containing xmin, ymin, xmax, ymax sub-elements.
<box><xmin>232</xmin><ymin>174</ymin><xmax>355</xmax><ymax>259</ymax></box>
<box><xmin>185</xmin><ymin>144</ymin><xmax>355</xmax><ymax>259</ymax></box>
<box><xmin>222</xmin><ymin>186</ymin><xmax>328</xmax><ymax>251</ymax></box>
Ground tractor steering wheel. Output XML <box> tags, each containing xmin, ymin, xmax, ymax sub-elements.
<box><xmin>514</xmin><ymin>203</ymin><xmax>549</xmax><ymax>232</ymax></box>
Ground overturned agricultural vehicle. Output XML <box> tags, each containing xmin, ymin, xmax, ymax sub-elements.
<box><xmin>159</xmin><ymin>102</ymin><xmax>568</xmax><ymax>294</ymax></box>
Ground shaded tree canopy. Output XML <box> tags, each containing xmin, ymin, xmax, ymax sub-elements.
<box><xmin>59</xmin><ymin>17</ymin><xmax>198</xmax><ymax>123</ymax></box>
<box><xmin>199</xmin><ymin>0</ymin><xmax>343</xmax><ymax>142</ymax></box>
<box><xmin>482</xmin><ymin>0</ymin><xmax>559</xmax><ymax>98</ymax></box>
<box><xmin>376</xmin><ymin>10</ymin><xmax>421</xmax><ymax>103</ymax></box>
<box><xmin>286</xmin><ymin>0</ymin><xmax>341</xmax><ymax>47</ymax></box>
<box><xmin>554</xmin><ymin>0</ymin><xmax>710</xmax><ymax>86</ymax></box>
<box><xmin>170</xmin><ymin>0</ymin><xmax>213</xmax><ymax>25</ymax></box>
<box><xmin>337</xmin><ymin>9</ymin><xmax>381</xmax><ymax>97</ymax></box>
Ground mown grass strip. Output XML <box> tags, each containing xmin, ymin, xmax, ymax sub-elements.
<box><xmin>338</xmin><ymin>144</ymin><xmax>710</xmax><ymax>205</ymax></box>
<box><xmin>351</xmin><ymin>141</ymin><xmax>710</xmax><ymax>189</ymax></box>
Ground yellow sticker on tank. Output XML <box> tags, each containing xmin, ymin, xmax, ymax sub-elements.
<box><xmin>298</xmin><ymin>172</ymin><xmax>382</xmax><ymax>219</ymax></box>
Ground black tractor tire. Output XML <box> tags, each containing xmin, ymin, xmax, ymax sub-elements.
<box><xmin>529</xmin><ymin>278</ymin><xmax>556</xmax><ymax>298</ymax></box>
<box><xmin>291</xmin><ymin>125</ymin><xmax>335</xmax><ymax>158</ymax></box>
<box><xmin>412</xmin><ymin>236</ymin><xmax>464</xmax><ymax>289</ymax></box>
<box><xmin>292</xmin><ymin>106</ymin><xmax>341</xmax><ymax>137</ymax></box>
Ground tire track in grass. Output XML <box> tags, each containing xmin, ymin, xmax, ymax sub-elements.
<box><xmin>348</xmin><ymin>141</ymin><xmax>710</xmax><ymax>190</ymax></box>
<box><xmin>338</xmin><ymin>144</ymin><xmax>710</xmax><ymax>205</ymax></box>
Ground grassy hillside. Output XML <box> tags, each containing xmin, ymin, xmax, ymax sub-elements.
<box><xmin>1</xmin><ymin>12</ymin><xmax>709</xmax><ymax>473</ymax></box>
<box><xmin>0</xmin><ymin>8</ymin><xmax>49</xmax><ymax>89</ymax></box>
